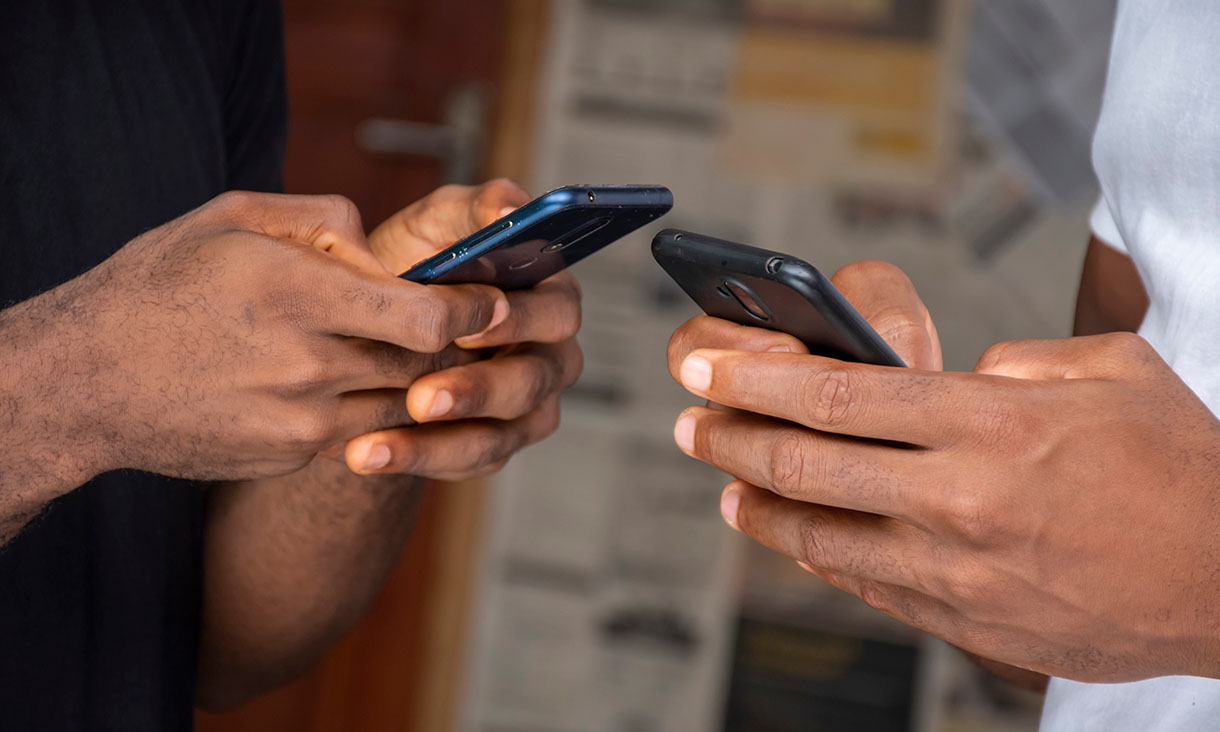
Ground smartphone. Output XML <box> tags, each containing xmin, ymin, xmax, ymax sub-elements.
<box><xmin>402</xmin><ymin>185</ymin><xmax>673</xmax><ymax>289</ymax></box>
<box><xmin>651</xmin><ymin>229</ymin><xmax>906</xmax><ymax>367</ymax></box>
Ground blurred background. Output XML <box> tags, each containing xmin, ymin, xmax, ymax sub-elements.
<box><xmin>197</xmin><ymin>1</ymin><xmax>1117</xmax><ymax>730</ymax></box>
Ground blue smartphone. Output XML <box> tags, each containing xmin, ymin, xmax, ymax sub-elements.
<box><xmin>401</xmin><ymin>185</ymin><xmax>673</xmax><ymax>289</ymax></box>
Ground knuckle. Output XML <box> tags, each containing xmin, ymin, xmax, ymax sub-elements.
<box><xmin>321</xmin><ymin>194</ymin><xmax>362</xmax><ymax>228</ymax></box>
<box><xmin>799</xmin><ymin>366</ymin><xmax>859</xmax><ymax>429</ymax></box>
<box><xmin>557</xmin><ymin>301</ymin><xmax>582</xmax><ymax>340</ymax></box>
<box><xmin>434</xmin><ymin>183</ymin><xmax>467</xmax><ymax>201</ymax></box>
<box><xmin>1099</xmin><ymin>330</ymin><xmax>1145</xmax><ymax>355</ymax></box>
<box><xmin>562</xmin><ymin>341</ymin><xmax>585</xmax><ymax>387</ymax></box>
<box><xmin>872</xmin><ymin>305</ymin><xmax>926</xmax><ymax>349</ymax></box>
<box><xmin>544</xmin><ymin>405</ymin><xmax>562</xmax><ymax>435</ymax></box>
<box><xmin>388</xmin><ymin>437</ymin><xmax>422</xmax><ymax>475</ymax></box>
<box><xmin>767</xmin><ymin>431</ymin><xmax>815</xmax><ymax>496</ymax></box>
<box><xmin>975</xmin><ymin>340</ymin><xmax>1020</xmax><ymax>374</ymax></box>
<box><xmin>796</xmin><ymin>513</ymin><xmax>834</xmax><ymax>568</ymax></box>
<box><xmin>521</xmin><ymin>363</ymin><xmax>556</xmax><ymax>410</ymax></box>
<box><xmin>374</xmin><ymin>394</ymin><xmax>408</xmax><ymax>431</ymax></box>
<box><xmin>837</xmin><ymin>259</ymin><xmax>902</xmax><ymax>281</ymax></box>
<box><xmin>410</xmin><ymin>296</ymin><xmax>451</xmax><ymax>352</ymax></box>
<box><xmin>940</xmin><ymin>489</ymin><xmax>996</xmax><ymax>545</ymax></box>
<box><xmin>211</xmin><ymin>189</ymin><xmax>259</xmax><ymax>215</ymax></box>
<box><xmin>833</xmin><ymin>260</ymin><xmax>908</xmax><ymax>295</ymax></box>
<box><xmin>667</xmin><ymin>334</ymin><xmax>689</xmax><ymax>381</ymax></box>
<box><xmin>937</xmin><ymin>563</ymin><xmax>989</xmax><ymax>610</ymax></box>
<box><xmin>855</xmin><ymin>580</ymin><xmax>891</xmax><ymax>613</ymax></box>
<box><xmin>478</xmin><ymin>430</ymin><xmax>518</xmax><ymax>467</ymax></box>
<box><xmin>479</xmin><ymin>178</ymin><xmax>523</xmax><ymax>205</ymax></box>
<box><xmin>485</xmin><ymin>176</ymin><xmax>522</xmax><ymax>195</ymax></box>
<box><xmin>534</xmin><ymin>401</ymin><xmax>562</xmax><ymax>439</ymax></box>
<box><xmin>472</xmin><ymin>458</ymin><xmax>511</xmax><ymax>479</ymax></box>
<box><xmin>454</xmin><ymin>371</ymin><xmax>490</xmax><ymax>415</ymax></box>
<box><xmin>1097</xmin><ymin>331</ymin><xmax>1155</xmax><ymax>370</ymax></box>
<box><xmin>279</xmin><ymin>353</ymin><xmax>330</xmax><ymax>396</ymax></box>
<box><xmin>277</xmin><ymin>409</ymin><xmax>332</xmax><ymax>449</ymax></box>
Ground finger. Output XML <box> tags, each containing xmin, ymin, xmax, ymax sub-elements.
<box><xmin>455</xmin><ymin>273</ymin><xmax>583</xmax><ymax>349</ymax></box>
<box><xmin>333</xmin><ymin>389</ymin><xmax>413</xmax><ymax>440</ymax></box>
<box><xmin>674</xmin><ymin>406</ymin><xmax>926</xmax><ymax>520</ymax></box>
<box><xmin>798</xmin><ymin>564</ymin><xmax>968</xmax><ymax>646</ymax></box>
<box><xmin>667</xmin><ymin>315</ymin><xmax>809</xmax><ymax>383</ymax></box>
<box><xmin>406</xmin><ymin>340</ymin><xmax>583</xmax><ymax>422</ymax></box>
<box><xmin>369</xmin><ymin>179</ymin><xmax>532</xmax><ymax>273</ymax></box>
<box><xmin>333</xmin><ymin>341</ymin><xmax>479</xmax><ymax>392</ymax></box>
<box><xmin>344</xmin><ymin>395</ymin><xmax>561</xmax><ymax>477</ymax></box>
<box><xmin>974</xmin><ymin>332</ymin><xmax>1160</xmax><ymax>381</ymax></box>
<box><xmin>830</xmin><ymin>261</ymin><xmax>941</xmax><ymax>370</ymax></box>
<box><xmin>724</xmin><ymin>481</ymin><xmax>930</xmax><ymax>591</ymax></box>
<box><xmin>677</xmin><ymin>349</ymin><xmax>985</xmax><ymax>446</ymax></box>
<box><xmin>308</xmin><ymin>258</ymin><xmax>511</xmax><ymax>352</ymax></box>
<box><xmin>211</xmin><ymin>191</ymin><xmax>389</xmax><ymax>275</ymax></box>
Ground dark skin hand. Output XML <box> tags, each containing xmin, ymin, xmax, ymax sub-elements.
<box><xmin>196</xmin><ymin>180</ymin><xmax>583</xmax><ymax>709</ymax></box>
<box><xmin>0</xmin><ymin>180</ymin><xmax>581</xmax><ymax>708</ymax></box>
<box><xmin>972</xmin><ymin>236</ymin><xmax>1149</xmax><ymax>691</ymax></box>
<box><xmin>0</xmin><ymin>190</ymin><xmax>511</xmax><ymax>543</ymax></box>
<box><xmin>666</xmin><ymin>247</ymin><xmax>1220</xmax><ymax>684</ymax></box>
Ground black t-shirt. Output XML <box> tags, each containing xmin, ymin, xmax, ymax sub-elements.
<box><xmin>0</xmin><ymin>2</ymin><xmax>286</xmax><ymax>729</ymax></box>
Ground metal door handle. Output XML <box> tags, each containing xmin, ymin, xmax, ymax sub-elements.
<box><xmin>355</xmin><ymin>82</ymin><xmax>488</xmax><ymax>185</ymax></box>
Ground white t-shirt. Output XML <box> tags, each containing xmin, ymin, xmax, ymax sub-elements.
<box><xmin>1040</xmin><ymin>1</ymin><xmax>1220</xmax><ymax>729</ymax></box>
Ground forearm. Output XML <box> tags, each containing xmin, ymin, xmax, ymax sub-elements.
<box><xmin>1074</xmin><ymin>236</ymin><xmax>1149</xmax><ymax>336</ymax></box>
<box><xmin>0</xmin><ymin>287</ymin><xmax>108</xmax><ymax>543</ymax></box>
<box><xmin>196</xmin><ymin>456</ymin><xmax>424</xmax><ymax>710</ymax></box>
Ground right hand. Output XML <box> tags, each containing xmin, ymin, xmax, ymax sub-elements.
<box><xmin>60</xmin><ymin>191</ymin><xmax>510</xmax><ymax>482</ymax></box>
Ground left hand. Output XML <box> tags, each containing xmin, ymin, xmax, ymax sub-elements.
<box><xmin>667</xmin><ymin>262</ymin><xmax>1220</xmax><ymax>683</ymax></box>
<box><xmin>332</xmin><ymin>179</ymin><xmax>583</xmax><ymax>480</ymax></box>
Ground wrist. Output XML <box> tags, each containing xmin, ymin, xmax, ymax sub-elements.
<box><xmin>0</xmin><ymin>286</ymin><xmax>116</xmax><ymax>494</ymax></box>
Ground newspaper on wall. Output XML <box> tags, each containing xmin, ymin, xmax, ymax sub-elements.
<box><xmin>458</xmin><ymin>1</ymin><xmax>1110</xmax><ymax>730</ymax></box>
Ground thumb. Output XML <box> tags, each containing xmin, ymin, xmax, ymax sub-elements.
<box><xmin>368</xmin><ymin>179</ymin><xmax>531</xmax><ymax>274</ymax></box>
<box><xmin>830</xmin><ymin>260</ymin><xmax>942</xmax><ymax>370</ymax></box>
<box><xmin>214</xmin><ymin>191</ymin><xmax>389</xmax><ymax>275</ymax></box>
<box><xmin>973</xmin><ymin>332</ymin><xmax>1158</xmax><ymax>380</ymax></box>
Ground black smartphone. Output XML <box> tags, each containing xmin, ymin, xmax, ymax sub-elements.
<box><xmin>651</xmin><ymin>229</ymin><xmax>905</xmax><ymax>367</ymax></box>
<box><xmin>402</xmin><ymin>185</ymin><xmax>673</xmax><ymax>289</ymax></box>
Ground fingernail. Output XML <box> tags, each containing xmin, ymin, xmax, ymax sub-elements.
<box><xmin>674</xmin><ymin>413</ymin><xmax>696</xmax><ymax>453</ymax></box>
<box><xmin>767</xmin><ymin>344</ymin><xmax>791</xmax><ymax>353</ymax></box>
<box><xmin>796</xmin><ymin>561</ymin><xmax>817</xmax><ymax>574</ymax></box>
<box><xmin>497</xmin><ymin>206</ymin><xmax>517</xmax><ymax>219</ymax></box>
<box><xmin>428</xmin><ymin>389</ymin><xmax>454</xmax><ymax>418</ymax></box>
<box><xmin>680</xmin><ymin>355</ymin><xmax>712</xmax><ymax>393</ymax></box>
<box><xmin>489</xmin><ymin>297</ymin><xmax>510</xmax><ymax>329</ymax></box>
<box><xmin>721</xmin><ymin>485</ymin><xmax>741</xmax><ymax>530</ymax></box>
<box><xmin>362</xmin><ymin>444</ymin><xmax>391</xmax><ymax>472</ymax></box>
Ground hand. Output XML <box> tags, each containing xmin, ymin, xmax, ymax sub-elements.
<box><xmin>57</xmin><ymin>191</ymin><xmax>509</xmax><ymax>482</ymax></box>
<box><xmin>337</xmin><ymin>179</ymin><xmax>584</xmax><ymax>480</ymax></box>
<box><xmin>668</xmin><ymin>262</ymin><xmax>1220</xmax><ymax>682</ymax></box>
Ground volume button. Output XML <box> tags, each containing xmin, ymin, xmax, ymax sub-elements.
<box><xmin>463</xmin><ymin>218</ymin><xmax>514</xmax><ymax>249</ymax></box>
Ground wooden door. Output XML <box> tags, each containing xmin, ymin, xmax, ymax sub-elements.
<box><xmin>196</xmin><ymin>1</ymin><xmax>547</xmax><ymax>730</ymax></box>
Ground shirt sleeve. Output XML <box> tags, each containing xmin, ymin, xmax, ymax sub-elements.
<box><xmin>221</xmin><ymin>0</ymin><xmax>287</xmax><ymax>193</ymax></box>
<box><xmin>1089</xmin><ymin>195</ymin><xmax>1128</xmax><ymax>254</ymax></box>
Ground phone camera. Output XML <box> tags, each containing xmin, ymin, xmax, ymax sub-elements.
<box><xmin>766</xmin><ymin>257</ymin><xmax>784</xmax><ymax>274</ymax></box>
<box><xmin>588</xmin><ymin>191</ymin><xmax>596</xmax><ymax>203</ymax></box>
<box><xmin>721</xmin><ymin>280</ymin><xmax>771</xmax><ymax>323</ymax></box>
